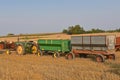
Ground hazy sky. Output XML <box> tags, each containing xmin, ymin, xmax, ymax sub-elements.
<box><xmin>0</xmin><ymin>0</ymin><xmax>120</xmax><ymax>36</ymax></box>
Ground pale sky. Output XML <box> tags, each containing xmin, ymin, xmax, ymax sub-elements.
<box><xmin>0</xmin><ymin>0</ymin><xmax>120</xmax><ymax>36</ymax></box>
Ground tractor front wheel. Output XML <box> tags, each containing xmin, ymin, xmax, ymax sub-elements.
<box><xmin>31</xmin><ymin>45</ymin><xmax>38</xmax><ymax>54</ymax></box>
<box><xmin>6</xmin><ymin>49</ymin><xmax>11</xmax><ymax>55</ymax></box>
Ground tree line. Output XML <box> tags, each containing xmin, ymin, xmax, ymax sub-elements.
<box><xmin>62</xmin><ymin>25</ymin><xmax>120</xmax><ymax>34</ymax></box>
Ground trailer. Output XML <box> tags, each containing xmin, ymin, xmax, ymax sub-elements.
<box><xmin>37</xmin><ymin>39</ymin><xmax>71</xmax><ymax>57</ymax></box>
<box><xmin>115</xmin><ymin>37</ymin><xmax>120</xmax><ymax>51</ymax></box>
<box><xmin>66</xmin><ymin>35</ymin><xmax>116</xmax><ymax>62</ymax></box>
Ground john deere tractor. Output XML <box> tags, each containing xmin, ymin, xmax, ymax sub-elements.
<box><xmin>16</xmin><ymin>41</ymin><xmax>38</xmax><ymax>55</ymax></box>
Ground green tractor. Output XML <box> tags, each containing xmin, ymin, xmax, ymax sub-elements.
<box><xmin>16</xmin><ymin>41</ymin><xmax>38</xmax><ymax>55</ymax></box>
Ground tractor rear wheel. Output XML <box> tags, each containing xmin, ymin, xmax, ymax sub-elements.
<box><xmin>31</xmin><ymin>45</ymin><xmax>38</xmax><ymax>54</ymax></box>
<box><xmin>16</xmin><ymin>45</ymin><xmax>25</xmax><ymax>55</ymax></box>
<box><xmin>66</xmin><ymin>53</ymin><xmax>75</xmax><ymax>60</ymax></box>
<box><xmin>96</xmin><ymin>54</ymin><xmax>105</xmax><ymax>62</ymax></box>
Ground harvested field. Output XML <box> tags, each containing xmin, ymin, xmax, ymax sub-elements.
<box><xmin>0</xmin><ymin>51</ymin><xmax>120</xmax><ymax>80</ymax></box>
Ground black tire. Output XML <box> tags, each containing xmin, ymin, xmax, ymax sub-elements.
<box><xmin>16</xmin><ymin>45</ymin><xmax>25</xmax><ymax>55</ymax></box>
<box><xmin>96</xmin><ymin>54</ymin><xmax>105</xmax><ymax>62</ymax></box>
<box><xmin>66</xmin><ymin>53</ymin><xmax>75</xmax><ymax>60</ymax></box>
<box><xmin>53</xmin><ymin>52</ymin><xmax>60</xmax><ymax>58</ymax></box>
<box><xmin>37</xmin><ymin>50</ymin><xmax>43</xmax><ymax>56</ymax></box>
<box><xmin>115</xmin><ymin>48</ymin><xmax>120</xmax><ymax>52</ymax></box>
<box><xmin>31</xmin><ymin>45</ymin><xmax>38</xmax><ymax>54</ymax></box>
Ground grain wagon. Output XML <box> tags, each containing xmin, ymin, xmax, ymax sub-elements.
<box><xmin>66</xmin><ymin>35</ymin><xmax>116</xmax><ymax>62</ymax></box>
<box><xmin>37</xmin><ymin>39</ymin><xmax>71</xmax><ymax>57</ymax></box>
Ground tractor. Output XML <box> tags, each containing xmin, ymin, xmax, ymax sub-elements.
<box><xmin>16</xmin><ymin>41</ymin><xmax>38</xmax><ymax>55</ymax></box>
<box><xmin>0</xmin><ymin>41</ymin><xmax>16</xmax><ymax>54</ymax></box>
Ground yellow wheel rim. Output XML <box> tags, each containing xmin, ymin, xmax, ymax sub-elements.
<box><xmin>17</xmin><ymin>46</ymin><xmax>23</xmax><ymax>55</ymax></box>
<box><xmin>32</xmin><ymin>46</ymin><xmax>37</xmax><ymax>54</ymax></box>
<box><xmin>53</xmin><ymin>53</ymin><xmax>57</xmax><ymax>58</ymax></box>
<box><xmin>6</xmin><ymin>50</ymin><xmax>10</xmax><ymax>55</ymax></box>
<box><xmin>37</xmin><ymin>52</ymin><xmax>41</xmax><ymax>56</ymax></box>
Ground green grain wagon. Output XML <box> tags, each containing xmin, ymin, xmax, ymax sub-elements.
<box><xmin>37</xmin><ymin>39</ymin><xmax>71</xmax><ymax>57</ymax></box>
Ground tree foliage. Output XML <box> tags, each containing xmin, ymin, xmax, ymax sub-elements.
<box><xmin>86</xmin><ymin>28</ymin><xmax>105</xmax><ymax>33</ymax></box>
<box><xmin>7</xmin><ymin>33</ymin><xmax>15</xmax><ymax>36</ymax></box>
<box><xmin>63</xmin><ymin>25</ymin><xmax>120</xmax><ymax>34</ymax></box>
<box><xmin>63</xmin><ymin>25</ymin><xmax>85</xmax><ymax>34</ymax></box>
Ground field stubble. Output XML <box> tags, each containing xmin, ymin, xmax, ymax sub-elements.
<box><xmin>0</xmin><ymin>51</ymin><xmax>120</xmax><ymax>80</ymax></box>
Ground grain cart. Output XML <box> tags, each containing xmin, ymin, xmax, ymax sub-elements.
<box><xmin>66</xmin><ymin>35</ymin><xmax>116</xmax><ymax>62</ymax></box>
<box><xmin>37</xmin><ymin>39</ymin><xmax>71</xmax><ymax>57</ymax></box>
<box><xmin>16</xmin><ymin>41</ymin><xmax>38</xmax><ymax>55</ymax></box>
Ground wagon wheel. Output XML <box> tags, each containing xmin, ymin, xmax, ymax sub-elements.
<box><xmin>53</xmin><ymin>52</ymin><xmax>60</xmax><ymax>58</ymax></box>
<box><xmin>96</xmin><ymin>54</ymin><xmax>105</xmax><ymax>62</ymax></box>
<box><xmin>16</xmin><ymin>45</ymin><xmax>25</xmax><ymax>55</ymax></box>
<box><xmin>115</xmin><ymin>48</ymin><xmax>120</xmax><ymax>52</ymax></box>
<box><xmin>66</xmin><ymin>53</ymin><xmax>75</xmax><ymax>60</ymax></box>
<box><xmin>107</xmin><ymin>54</ymin><xmax>115</xmax><ymax>60</ymax></box>
<box><xmin>31</xmin><ymin>45</ymin><xmax>38</xmax><ymax>54</ymax></box>
<box><xmin>37</xmin><ymin>50</ymin><xmax>43</xmax><ymax>56</ymax></box>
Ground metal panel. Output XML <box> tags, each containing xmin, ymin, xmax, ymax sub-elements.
<box><xmin>83</xmin><ymin>46</ymin><xmax>91</xmax><ymax>50</ymax></box>
<box><xmin>116</xmin><ymin>37</ymin><xmax>120</xmax><ymax>45</ymax></box>
<box><xmin>92</xmin><ymin>47</ymin><xmax>107</xmax><ymax>50</ymax></box>
<box><xmin>71</xmin><ymin>36</ymin><xmax>82</xmax><ymax>44</ymax></box>
<box><xmin>83</xmin><ymin>36</ymin><xmax>90</xmax><ymax>44</ymax></box>
<box><xmin>107</xmin><ymin>36</ymin><xmax>115</xmax><ymax>50</ymax></box>
<box><xmin>71</xmin><ymin>35</ymin><xmax>116</xmax><ymax>50</ymax></box>
<box><xmin>72</xmin><ymin>46</ymin><xmax>83</xmax><ymax>50</ymax></box>
<box><xmin>91</xmin><ymin>36</ymin><xmax>106</xmax><ymax>45</ymax></box>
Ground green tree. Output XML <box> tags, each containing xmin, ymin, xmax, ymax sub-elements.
<box><xmin>7</xmin><ymin>33</ymin><xmax>15</xmax><ymax>36</ymax></box>
<box><xmin>67</xmin><ymin>25</ymin><xmax>85</xmax><ymax>34</ymax></box>
<box><xmin>87</xmin><ymin>28</ymin><xmax>105</xmax><ymax>33</ymax></box>
<box><xmin>116</xmin><ymin>28</ymin><xmax>120</xmax><ymax>32</ymax></box>
<box><xmin>62</xmin><ymin>29</ymin><xmax>68</xmax><ymax>33</ymax></box>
